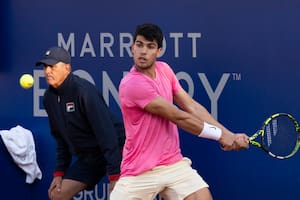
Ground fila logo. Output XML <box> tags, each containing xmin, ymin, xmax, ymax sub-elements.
<box><xmin>66</xmin><ymin>102</ymin><xmax>75</xmax><ymax>112</ymax></box>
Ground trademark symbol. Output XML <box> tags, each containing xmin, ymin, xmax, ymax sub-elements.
<box><xmin>232</xmin><ymin>73</ymin><xmax>241</xmax><ymax>81</ymax></box>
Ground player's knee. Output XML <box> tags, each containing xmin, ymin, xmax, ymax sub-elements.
<box><xmin>184</xmin><ymin>187</ymin><xmax>212</xmax><ymax>200</ymax></box>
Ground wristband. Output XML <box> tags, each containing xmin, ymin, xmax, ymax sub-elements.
<box><xmin>198</xmin><ymin>122</ymin><xmax>222</xmax><ymax>141</ymax></box>
<box><xmin>53</xmin><ymin>171</ymin><xmax>65</xmax><ymax>177</ymax></box>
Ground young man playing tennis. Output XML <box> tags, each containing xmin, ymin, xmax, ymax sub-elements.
<box><xmin>110</xmin><ymin>23</ymin><xmax>249</xmax><ymax>200</ymax></box>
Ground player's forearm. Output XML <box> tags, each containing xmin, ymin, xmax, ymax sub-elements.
<box><xmin>176</xmin><ymin>117</ymin><xmax>204</xmax><ymax>135</ymax></box>
<box><xmin>190</xmin><ymin>102</ymin><xmax>232</xmax><ymax>136</ymax></box>
<box><xmin>171</xmin><ymin>109</ymin><xmax>209</xmax><ymax>136</ymax></box>
<box><xmin>175</xmin><ymin>116</ymin><xmax>223</xmax><ymax>142</ymax></box>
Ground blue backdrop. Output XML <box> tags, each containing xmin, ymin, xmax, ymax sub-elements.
<box><xmin>1</xmin><ymin>0</ymin><xmax>300</xmax><ymax>199</ymax></box>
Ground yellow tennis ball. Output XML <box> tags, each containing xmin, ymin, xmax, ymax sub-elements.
<box><xmin>19</xmin><ymin>74</ymin><xmax>34</xmax><ymax>89</ymax></box>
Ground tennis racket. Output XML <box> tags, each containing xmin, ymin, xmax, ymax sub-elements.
<box><xmin>249</xmin><ymin>113</ymin><xmax>300</xmax><ymax>159</ymax></box>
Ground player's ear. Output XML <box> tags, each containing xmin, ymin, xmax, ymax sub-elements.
<box><xmin>156</xmin><ymin>47</ymin><xmax>162</xmax><ymax>58</ymax></box>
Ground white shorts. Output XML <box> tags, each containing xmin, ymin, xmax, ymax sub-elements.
<box><xmin>110</xmin><ymin>157</ymin><xmax>209</xmax><ymax>200</ymax></box>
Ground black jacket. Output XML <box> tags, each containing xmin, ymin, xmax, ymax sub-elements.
<box><xmin>43</xmin><ymin>73</ymin><xmax>124</xmax><ymax>178</ymax></box>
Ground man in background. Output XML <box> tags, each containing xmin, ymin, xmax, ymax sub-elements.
<box><xmin>36</xmin><ymin>46</ymin><xmax>125</xmax><ymax>200</ymax></box>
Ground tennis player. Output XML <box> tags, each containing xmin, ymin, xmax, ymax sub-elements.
<box><xmin>110</xmin><ymin>23</ymin><xmax>249</xmax><ymax>200</ymax></box>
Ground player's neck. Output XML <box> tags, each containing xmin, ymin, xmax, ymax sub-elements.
<box><xmin>135</xmin><ymin>65</ymin><xmax>156</xmax><ymax>79</ymax></box>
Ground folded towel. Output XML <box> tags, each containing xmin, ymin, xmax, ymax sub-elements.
<box><xmin>0</xmin><ymin>125</ymin><xmax>42</xmax><ymax>183</ymax></box>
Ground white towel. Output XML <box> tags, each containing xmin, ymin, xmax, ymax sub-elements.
<box><xmin>0</xmin><ymin>125</ymin><xmax>42</xmax><ymax>183</ymax></box>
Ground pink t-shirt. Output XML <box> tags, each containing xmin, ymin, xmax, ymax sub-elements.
<box><xmin>119</xmin><ymin>61</ymin><xmax>183</xmax><ymax>176</ymax></box>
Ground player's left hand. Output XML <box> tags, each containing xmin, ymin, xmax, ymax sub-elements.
<box><xmin>219</xmin><ymin>132</ymin><xmax>249</xmax><ymax>151</ymax></box>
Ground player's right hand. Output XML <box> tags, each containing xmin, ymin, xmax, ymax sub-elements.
<box><xmin>219</xmin><ymin>131</ymin><xmax>249</xmax><ymax>151</ymax></box>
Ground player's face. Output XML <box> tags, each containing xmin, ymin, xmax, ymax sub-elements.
<box><xmin>43</xmin><ymin>62</ymin><xmax>70</xmax><ymax>88</ymax></box>
<box><xmin>132</xmin><ymin>35</ymin><xmax>162</xmax><ymax>71</ymax></box>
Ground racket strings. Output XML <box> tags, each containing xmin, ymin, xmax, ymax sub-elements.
<box><xmin>262</xmin><ymin>115</ymin><xmax>298</xmax><ymax>157</ymax></box>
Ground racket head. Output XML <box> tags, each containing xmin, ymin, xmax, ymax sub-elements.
<box><xmin>251</xmin><ymin>113</ymin><xmax>300</xmax><ymax>159</ymax></box>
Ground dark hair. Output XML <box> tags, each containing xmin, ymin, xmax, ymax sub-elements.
<box><xmin>133</xmin><ymin>23</ymin><xmax>164</xmax><ymax>48</ymax></box>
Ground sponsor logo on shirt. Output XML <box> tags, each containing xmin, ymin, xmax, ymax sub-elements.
<box><xmin>66</xmin><ymin>102</ymin><xmax>75</xmax><ymax>112</ymax></box>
